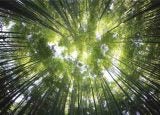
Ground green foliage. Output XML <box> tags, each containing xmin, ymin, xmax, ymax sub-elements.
<box><xmin>0</xmin><ymin>0</ymin><xmax>160</xmax><ymax>114</ymax></box>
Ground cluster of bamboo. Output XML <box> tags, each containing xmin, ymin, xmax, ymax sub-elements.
<box><xmin>0</xmin><ymin>0</ymin><xmax>160</xmax><ymax>114</ymax></box>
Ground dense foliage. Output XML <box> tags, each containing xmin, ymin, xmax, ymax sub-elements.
<box><xmin>0</xmin><ymin>0</ymin><xmax>160</xmax><ymax>114</ymax></box>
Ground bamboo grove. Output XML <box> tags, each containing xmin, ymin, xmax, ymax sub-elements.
<box><xmin>0</xmin><ymin>0</ymin><xmax>160</xmax><ymax>115</ymax></box>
